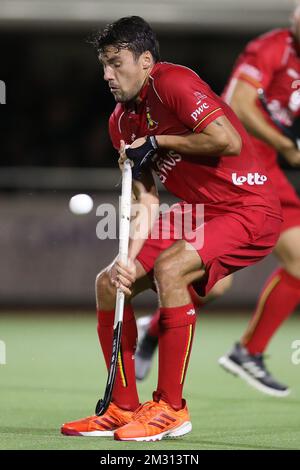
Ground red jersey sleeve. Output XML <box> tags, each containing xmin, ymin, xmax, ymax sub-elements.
<box><xmin>232</xmin><ymin>30</ymin><xmax>288</xmax><ymax>90</ymax></box>
<box><xmin>108</xmin><ymin>112</ymin><xmax>121</xmax><ymax>150</ymax></box>
<box><xmin>154</xmin><ymin>65</ymin><xmax>224</xmax><ymax>133</ymax></box>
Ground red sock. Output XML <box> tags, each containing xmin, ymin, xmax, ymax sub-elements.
<box><xmin>148</xmin><ymin>286</ymin><xmax>202</xmax><ymax>339</ymax></box>
<box><xmin>243</xmin><ymin>268</ymin><xmax>300</xmax><ymax>354</ymax></box>
<box><xmin>97</xmin><ymin>304</ymin><xmax>139</xmax><ymax>411</ymax></box>
<box><xmin>153</xmin><ymin>303</ymin><xmax>196</xmax><ymax>410</ymax></box>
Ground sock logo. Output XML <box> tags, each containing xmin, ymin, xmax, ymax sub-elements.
<box><xmin>186</xmin><ymin>308</ymin><xmax>196</xmax><ymax>316</ymax></box>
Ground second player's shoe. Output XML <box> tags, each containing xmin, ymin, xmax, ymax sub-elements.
<box><xmin>114</xmin><ymin>399</ymin><xmax>192</xmax><ymax>441</ymax></box>
<box><xmin>61</xmin><ymin>402</ymin><xmax>134</xmax><ymax>436</ymax></box>
<box><xmin>218</xmin><ymin>342</ymin><xmax>290</xmax><ymax>397</ymax></box>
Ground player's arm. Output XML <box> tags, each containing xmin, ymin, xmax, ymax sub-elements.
<box><xmin>125</xmin><ymin>115</ymin><xmax>241</xmax><ymax>174</ymax></box>
<box><xmin>155</xmin><ymin>115</ymin><xmax>241</xmax><ymax>157</ymax></box>
<box><xmin>228</xmin><ymin>79</ymin><xmax>300</xmax><ymax>166</ymax></box>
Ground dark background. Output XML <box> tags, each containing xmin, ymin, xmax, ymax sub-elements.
<box><xmin>0</xmin><ymin>29</ymin><xmax>258</xmax><ymax>168</ymax></box>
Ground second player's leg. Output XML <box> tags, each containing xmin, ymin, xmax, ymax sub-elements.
<box><xmin>274</xmin><ymin>226</ymin><xmax>300</xmax><ymax>277</ymax></box>
<box><xmin>220</xmin><ymin>227</ymin><xmax>300</xmax><ymax>398</ymax></box>
<box><xmin>242</xmin><ymin>226</ymin><xmax>300</xmax><ymax>352</ymax></box>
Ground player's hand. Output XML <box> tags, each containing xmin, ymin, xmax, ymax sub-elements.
<box><xmin>125</xmin><ymin>136</ymin><xmax>158</xmax><ymax>179</ymax></box>
<box><xmin>118</xmin><ymin>140</ymin><xmax>131</xmax><ymax>171</ymax></box>
<box><xmin>110</xmin><ymin>258</ymin><xmax>137</xmax><ymax>296</ymax></box>
<box><xmin>281</xmin><ymin>146</ymin><xmax>300</xmax><ymax>167</ymax></box>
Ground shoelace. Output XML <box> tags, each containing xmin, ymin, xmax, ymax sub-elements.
<box><xmin>254</xmin><ymin>354</ymin><xmax>271</xmax><ymax>372</ymax></box>
<box><xmin>246</xmin><ymin>354</ymin><xmax>271</xmax><ymax>378</ymax></box>
<box><xmin>133</xmin><ymin>401</ymin><xmax>163</xmax><ymax>422</ymax></box>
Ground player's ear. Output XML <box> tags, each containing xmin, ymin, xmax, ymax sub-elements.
<box><xmin>141</xmin><ymin>51</ymin><xmax>153</xmax><ymax>70</ymax></box>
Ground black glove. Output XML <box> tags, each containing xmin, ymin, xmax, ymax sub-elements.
<box><xmin>125</xmin><ymin>136</ymin><xmax>158</xmax><ymax>179</ymax></box>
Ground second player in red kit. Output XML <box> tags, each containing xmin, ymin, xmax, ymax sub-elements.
<box><xmin>61</xmin><ymin>16</ymin><xmax>282</xmax><ymax>441</ymax></box>
<box><xmin>219</xmin><ymin>5</ymin><xmax>300</xmax><ymax>397</ymax></box>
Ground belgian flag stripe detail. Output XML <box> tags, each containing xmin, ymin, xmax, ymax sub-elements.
<box><xmin>193</xmin><ymin>108</ymin><xmax>222</xmax><ymax>131</ymax></box>
<box><xmin>180</xmin><ymin>325</ymin><xmax>193</xmax><ymax>384</ymax></box>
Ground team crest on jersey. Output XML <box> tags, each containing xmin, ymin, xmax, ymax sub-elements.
<box><xmin>194</xmin><ymin>91</ymin><xmax>207</xmax><ymax>104</ymax></box>
<box><xmin>146</xmin><ymin>107</ymin><xmax>159</xmax><ymax>130</ymax></box>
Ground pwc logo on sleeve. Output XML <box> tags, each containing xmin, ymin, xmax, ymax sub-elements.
<box><xmin>232</xmin><ymin>172</ymin><xmax>268</xmax><ymax>186</ymax></box>
<box><xmin>190</xmin><ymin>91</ymin><xmax>209</xmax><ymax>122</ymax></box>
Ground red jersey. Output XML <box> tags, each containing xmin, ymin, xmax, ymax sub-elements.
<box><xmin>109</xmin><ymin>62</ymin><xmax>281</xmax><ymax>219</ymax></box>
<box><xmin>223</xmin><ymin>29</ymin><xmax>300</xmax><ymax>168</ymax></box>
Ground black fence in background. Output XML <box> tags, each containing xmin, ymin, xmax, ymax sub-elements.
<box><xmin>0</xmin><ymin>28</ymin><xmax>269</xmax><ymax>169</ymax></box>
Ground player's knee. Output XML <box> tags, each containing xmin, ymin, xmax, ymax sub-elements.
<box><xmin>210</xmin><ymin>275</ymin><xmax>233</xmax><ymax>298</ymax></box>
<box><xmin>95</xmin><ymin>269</ymin><xmax>115</xmax><ymax>300</ymax></box>
<box><xmin>283</xmin><ymin>256</ymin><xmax>300</xmax><ymax>279</ymax></box>
<box><xmin>154</xmin><ymin>252</ymin><xmax>181</xmax><ymax>288</ymax></box>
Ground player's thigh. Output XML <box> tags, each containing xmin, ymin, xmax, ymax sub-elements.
<box><xmin>154</xmin><ymin>239</ymin><xmax>205</xmax><ymax>285</ymax></box>
<box><xmin>274</xmin><ymin>226</ymin><xmax>300</xmax><ymax>277</ymax></box>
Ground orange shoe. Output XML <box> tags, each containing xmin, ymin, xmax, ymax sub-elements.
<box><xmin>114</xmin><ymin>399</ymin><xmax>192</xmax><ymax>442</ymax></box>
<box><xmin>61</xmin><ymin>402</ymin><xmax>134</xmax><ymax>437</ymax></box>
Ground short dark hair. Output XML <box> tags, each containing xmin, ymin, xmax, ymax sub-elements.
<box><xmin>91</xmin><ymin>16</ymin><xmax>160</xmax><ymax>62</ymax></box>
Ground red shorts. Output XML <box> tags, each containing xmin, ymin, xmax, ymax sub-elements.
<box><xmin>136</xmin><ymin>203</ymin><xmax>281</xmax><ymax>296</ymax></box>
<box><xmin>268</xmin><ymin>165</ymin><xmax>300</xmax><ymax>233</ymax></box>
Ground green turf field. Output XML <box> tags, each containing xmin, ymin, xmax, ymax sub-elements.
<box><xmin>0</xmin><ymin>311</ymin><xmax>299</xmax><ymax>450</ymax></box>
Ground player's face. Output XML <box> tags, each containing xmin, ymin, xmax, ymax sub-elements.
<box><xmin>100</xmin><ymin>47</ymin><xmax>152</xmax><ymax>103</ymax></box>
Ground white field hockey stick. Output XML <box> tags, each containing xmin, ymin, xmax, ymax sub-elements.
<box><xmin>95</xmin><ymin>159</ymin><xmax>132</xmax><ymax>415</ymax></box>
